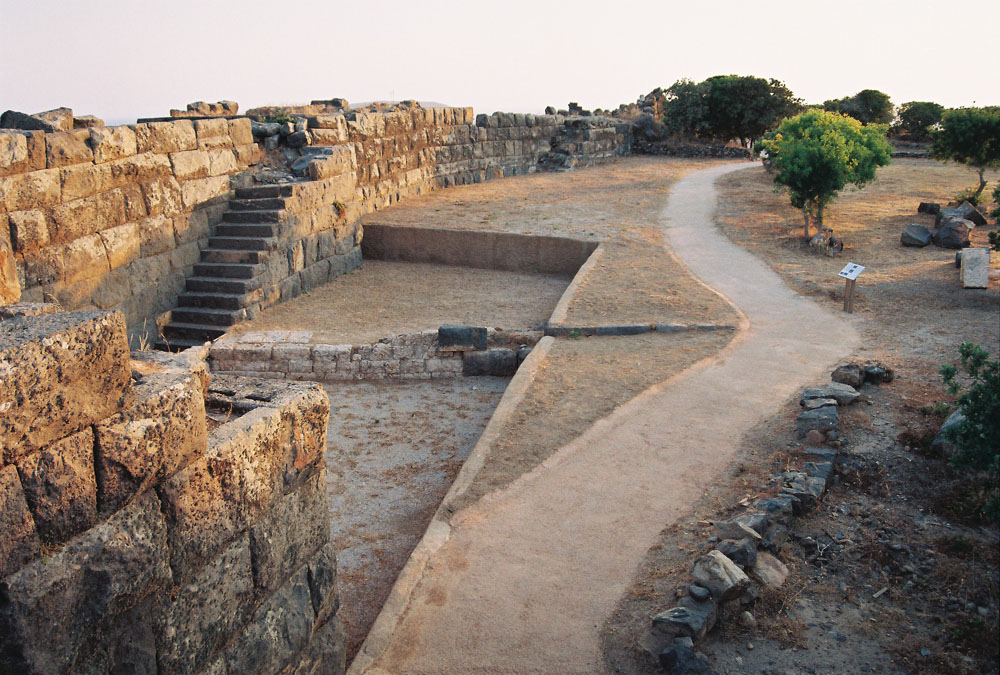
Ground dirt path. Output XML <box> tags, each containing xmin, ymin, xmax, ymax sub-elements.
<box><xmin>352</xmin><ymin>162</ymin><xmax>861</xmax><ymax>674</ymax></box>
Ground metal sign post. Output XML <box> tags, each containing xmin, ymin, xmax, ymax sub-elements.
<box><xmin>838</xmin><ymin>263</ymin><xmax>865</xmax><ymax>313</ymax></box>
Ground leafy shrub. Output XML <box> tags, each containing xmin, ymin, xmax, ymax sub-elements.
<box><xmin>991</xmin><ymin>183</ymin><xmax>1000</xmax><ymax>224</ymax></box>
<box><xmin>263</xmin><ymin>112</ymin><xmax>294</xmax><ymax>125</ymax></box>
<box><xmin>940</xmin><ymin>343</ymin><xmax>1000</xmax><ymax>521</ymax></box>
<box><xmin>953</xmin><ymin>186</ymin><xmax>986</xmax><ymax>207</ymax></box>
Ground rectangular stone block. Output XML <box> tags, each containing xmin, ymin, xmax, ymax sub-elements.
<box><xmin>181</xmin><ymin>174</ymin><xmax>229</xmax><ymax>209</ymax></box>
<box><xmin>0</xmin><ymin>131</ymin><xmax>28</xmax><ymax>172</ymax></box>
<box><xmin>223</xmin><ymin>563</ymin><xmax>314</xmax><ymax>674</ymax></box>
<box><xmin>16</xmin><ymin>427</ymin><xmax>98</xmax><ymax>542</ymax></box>
<box><xmin>94</xmin><ymin>369</ymin><xmax>207</xmax><ymax>514</ymax></box>
<box><xmin>138</xmin><ymin>213</ymin><xmax>175</xmax><ymax>257</ymax></box>
<box><xmin>194</xmin><ymin>117</ymin><xmax>229</xmax><ymax>140</ymax></box>
<box><xmin>249</xmin><ymin>466</ymin><xmax>328</xmax><ymax>593</ymax></box>
<box><xmin>0</xmin><ymin>310</ymin><xmax>133</xmax><ymax>464</ymax></box>
<box><xmin>49</xmin><ymin>188</ymin><xmax>126</xmax><ymax>243</ymax></box>
<box><xmin>0</xmin><ymin>463</ymin><xmax>40</xmax><ymax>577</ymax></box>
<box><xmin>45</xmin><ymin>130</ymin><xmax>93</xmax><ymax>168</ymax></box>
<box><xmin>207</xmin><ymin>148</ymin><xmax>238</xmax><ymax>176</ymax></box>
<box><xmin>59</xmin><ymin>161</ymin><xmax>113</xmax><ymax>201</ymax></box>
<box><xmin>133</xmin><ymin>120</ymin><xmax>197</xmax><ymax>154</ymax></box>
<box><xmin>961</xmin><ymin>247</ymin><xmax>990</xmax><ymax>288</ymax></box>
<box><xmin>0</xmin><ymin>168</ymin><xmax>61</xmax><ymax>211</ymax></box>
<box><xmin>229</xmin><ymin>117</ymin><xmax>253</xmax><ymax>146</ymax></box>
<box><xmin>283</xmin><ymin>615</ymin><xmax>346</xmax><ymax>675</ymax></box>
<box><xmin>99</xmin><ymin>222</ymin><xmax>140</xmax><ymax>270</ymax></box>
<box><xmin>141</xmin><ymin>176</ymin><xmax>184</xmax><ymax>217</ymax></box>
<box><xmin>169</xmin><ymin>149</ymin><xmax>210</xmax><ymax>180</ymax></box>
<box><xmin>0</xmin><ymin>490</ymin><xmax>171</xmax><ymax>674</ymax></box>
<box><xmin>59</xmin><ymin>232</ymin><xmax>110</xmax><ymax>284</ymax></box>
<box><xmin>6</xmin><ymin>209</ymin><xmax>49</xmax><ymax>251</ymax></box>
<box><xmin>157</xmin><ymin>536</ymin><xmax>253</xmax><ymax>675</ymax></box>
<box><xmin>89</xmin><ymin>125</ymin><xmax>137</xmax><ymax>164</ymax></box>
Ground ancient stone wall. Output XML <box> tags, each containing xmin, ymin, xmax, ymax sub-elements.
<box><xmin>0</xmin><ymin>120</ymin><xmax>261</xmax><ymax>341</ymax></box>
<box><xmin>0</xmin><ymin>306</ymin><xmax>345</xmax><ymax>674</ymax></box>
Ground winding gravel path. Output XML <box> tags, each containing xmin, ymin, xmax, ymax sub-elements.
<box><xmin>351</xmin><ymin>162</ymin><xmax>860</xmax><ymax>674</ymax></box>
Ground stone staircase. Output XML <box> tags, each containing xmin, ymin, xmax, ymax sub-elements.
<box><xmin>156</xmin><ymin>185</ymin><xmax>293</xmax><ymax>351</ymax></box>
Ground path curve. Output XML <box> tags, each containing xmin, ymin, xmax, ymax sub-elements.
<box><xmin>353</xmin><ymin>162</ymin><xmax>860</xmax><ymax>674</ymax></box>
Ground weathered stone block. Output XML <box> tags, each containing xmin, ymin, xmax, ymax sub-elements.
<box><xmin>60</xmin><ymin>232</ymin><xmax>110</xmax><ymax>284</ymax></box>
<box><xmin>249</xmin><ymin>467</ymin><xmax>328</xmax><ymax>593</ymax></box>
<box><xmin>306</xmin><ymin>542</ymin><xmax>339</xmax><ymax>629</ymax></box>
<box><xmin>223</xmin><ymin>565</ymin><xmax>314</xmax><ymax>674</ymax></box>
<box><xmin>207</xmin><ymin>148</ymin><xmax>237</xmax><ymax>176</ymax></box>
<box><xmin>169</xmin><ymin>149</ymin><xmax>210</xmax><ymax>180</ymax></box>
<box><xmin>141</xmin><ymin>176</ymin><xmax>184</xmax><ymax>217</ymax></box>
<box><xmin>181</xmin><ymin>175</ymin><xmax>229</xmax><ymax>209</ymax></box>
<box><xmin>6</xmin><ymin>209</ymin><xmax>49</xmax><ymax>251</ymax></box>
<box><xmin>138</xmin><ymin>214</ymin><xmax>175</xmax><ymax>257</ymax></box>
<box><xmin>99</xmin><ymin>222</ymin><xmax>140</xmax><ymax>270</ymax></box>
<box><xmin>69</xmin><ymin>599</ymin><xmax>158</xmax><ymax>675</ymax></box>
<box><xmin>94</xmin><ymin>369</ymin><xmax>206</xmax><ymax>514</ymax></box>
<box><xmin>0</xmin><ymin>310</ymin><xmax>132</xmax><ymax>464</ymax></box>
<box><xmin>0</xmin><ymin>491</ymin><xmax>171</xmax><ymax>674</ymax></box>
<box><xmin>0</xmin><ymin>234</ymin><xmax>17</xmax><ymax>304</ymax></box>
<box><xmin>194</xmin><ymin>117</ymin><xmax>228</xmax><ymax>140</ymax></box>
<box><xmin>691</xmin><ymin>550</ymin><xmax>749</xmax><ymax>600</ymax></box>
<box><xmin>438</xmin><ymin>324</ymin><xmax>487</xmax><ymax>351</ymax></box>
<box><xmin>157</xmin><ymin>536</ymin><xmax>254</xmax><ymax>675</ymax></box>
<box><xmin>16</xmin><ymin>427</ymin><xmax>97</xmax><ymax>542</ymax></box>
<box><xmin>960</xmin><ymin>247</ymin><xmax>990</xmax><ymax>288</ymax></box>
<box><xmin>0</xmin><ymin>131</ymin><xmax>28</xmax><ymax>170</ymax></box>
<box><xmin>0</xmin><ymin>463</ymin><xmax>39</xmax><ymax>577</ymax></box>
<box><xmin>133</xmin><ymin>120</ymin><xmax>197</xmax><ymax>154</ymax></box>
<box><xmin>284</xmin><ymin>616</ymin><xmax>346</xmax><ymax>675</ymax></box>
<box><xmin>89</xmin><ymin>125</ymin><xmax>137</xmax><ymax>164</ymax></box>
<box><xmin>229</xmin><ymin>118</ymin><xmax>253</xmax><ymax>146</ymax></box>
<box><xmin>0</xmin><ymin>168</ymin><xmax>61</xmax><ymax>211</ymax></box>
<box><xmin>45</xmin><ymin>130</ymin><xmax>93</xmax><ymax>168</ymax></box>
<box><xmin>49</xmin><ymin>188</ymin><xmax>126</xmax><ymax>243</ymax></box>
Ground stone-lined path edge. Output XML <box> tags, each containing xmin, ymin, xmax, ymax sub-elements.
<box><xmin>351</xmin><ymin>161</ymin><xmax>861</xmax><ymax>674</ymax></box>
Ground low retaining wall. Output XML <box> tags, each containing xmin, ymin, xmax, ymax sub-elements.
<box><xmin>361</xmin><ymin>224</ymin><xmax>598</xmax><ymax>275</ymax></box>
<box><xmin>209</xmin><ymin>328</ymin><xmax>540</xmax><ymax>382</ymax></box>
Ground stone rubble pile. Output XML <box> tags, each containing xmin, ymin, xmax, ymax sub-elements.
<box><xmin>640</xmin><ymin>361</ymin><xmax>893</xmax><ymax>673</ymax></box>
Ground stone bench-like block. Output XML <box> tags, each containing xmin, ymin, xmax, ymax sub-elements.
<box><xmin>0</xmin><ymin>310</ymin><xmax>133</xmax><ymax>465</ymax></box>
<box><xmin>960</xmin><ymin>247</ymin><xmax>990</xmax><ymax>288</ymax></box>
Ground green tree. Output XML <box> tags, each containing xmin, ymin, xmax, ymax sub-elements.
<box><xmin>662</xmin><ymin>75</ymin><xmax>802</xmax><ymax>147</ymax></box>
<box><xmin>823</xmin><ymin>89</ymin><xmax>894</xmax><ymax>125</ymax></box>
<box><xmin>757</xmin><ymin>110</ymin><xmax>892</xmax><ymax>240</ymax></box>
<box><xmin>931</xmin><ymin>106</ymin><xmax>1000</xmax><ymax>203</ymax></box>
<box><xmin>699</xmin><ymin>75</ymin><xmax>803</xmax><ymax>147</ymax></box>
<box><xmin>894</xmin><ymin>101</ymin><xmax>944</xmax><ymax>140</ymax></box>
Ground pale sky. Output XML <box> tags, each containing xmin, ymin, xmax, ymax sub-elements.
<box><xmin>2</xmin><ymin>0</ymin><xmax>998</xmax><ymax>125</ymax></box>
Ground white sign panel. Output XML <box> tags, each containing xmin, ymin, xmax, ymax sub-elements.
<box><xmin>838</xmin><ymin>263</ymin><xmax>865</xmax><ymax>281</ymax></box>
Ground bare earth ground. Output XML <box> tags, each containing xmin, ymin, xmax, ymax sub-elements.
<box><xmin>227</xmin><ymin>260</ymin><xmax>570</xmax><ymax>343</ymax></box>
<box><xmin>602</xmin><ymin>160</ymin><xmax>999</xmax><ymax>674</ymax></box>
<box><xmin>361</xmin><ymin>158</ymin><xmax>741</xmax><ymax>503</ymax></box>
<box><xmin>323</xmin><ymin>378</ymin><xmax>508</xmax><ymax>660</ymax></box>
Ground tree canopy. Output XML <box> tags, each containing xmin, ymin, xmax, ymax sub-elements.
<box><xmin>823</xmin><ymin>89</ymin><xmax>894</xmax><ymax>126</ymax></box>
<box><xmin>931</xmin><ymin>106</ymin><xmax>1000</xmax><ymax>202</ymax></box>
<box><xmin>894</xmin><ymin>101</ymin><xmax>944</xmax><ymax>140</ymax></box>
<box><xmin>662</xmin><ymin>75</ymin><xmax>802</xmax><ymax>147</ymax></box>
<box><xmin>758</xmin><ymin>110</ymin><xmax>892</xmax><ymax>240</ymax></box>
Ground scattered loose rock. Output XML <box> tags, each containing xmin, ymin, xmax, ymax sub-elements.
<box><xmin>750</xmin><ymin>551</ymin><xmax>789</xmax><ymax>589</ymax></box>
<box><xmin>900</xmin><ymin>223</ymin><xmax>932</xmax><ymax>247</ymax></box>
<box><xmin>691</xmin><ymin>550</ymin><xmax>750</xmax><ymax>601</ymax></box>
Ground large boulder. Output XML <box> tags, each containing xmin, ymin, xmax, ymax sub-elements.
<box><xmin>932</xmin><ymin>218</ymin><xmax>972</xmax><ymax>249</ymax></box>
<box><xmin>691</xmin><ymin>550</ymin><xmax>749</xmax><ymax>601</ymax></box>
<box><xmin>917</xmin><ymin>202</ymin><xmax>940</xmax><ymax>215</ymax></box>
<box><xmin>831</xmin><ymin>363</ymin><xmax>865</xmax><ymax>388</ymax></box>
<box><xmin>931</xmin><ymin>409</ymin><xmax>965</xmax><ymax>456</ymax></box>
<box><xmin>953</xmin><ymin>201</ymin><xmax>987</xmax><ymax>227</ymax></box>
<box><xmin>900</xmin><ymin>223</ymin><xmax>932</xmax><ymax>247</ymax></box>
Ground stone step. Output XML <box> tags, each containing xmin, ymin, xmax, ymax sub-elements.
<box><xmin>208</xmin><ymin>236</ymin><xmax>277</xmax><ymax>251</ymax></box>
<box><xmin>200</xmin><ymin>248</ymin><xmax>270</xmax><ymax>264</ymax></box>
<box><xmin>154</xmin><ymin>336</ymin><xmax>208</xmax><ymax>353</ymax></box>
<box><xmin>171</xmin><ymin>307</ymin><xmax>246</xmax><ymax>327</ymax></box>
<box><xmin>161</xmin><ymin>322</ymin><xmax>229</xmax><ymax>343</ymax></box>
<box><xmin>178</xmin><ymin>291</ymin><xmax>256</xmax><ymax>310</ymax></box>
<box><xmin>234</xmin><ymin>184</ymin><xmax>294</xmax><ymax>199</ymax></box>
<box><xmin>185</xmin><ymin>276</ymin><xmax>264</xmax><ymax>294</ymax></box>
<box><xmin>193</xmin><ymin>262</ymin><xmax>264</xmax><ymax>279</ymax></box>
<box><xmin>214</xmin><ymin>223</ymin><xmax>278</xmax><ymax>238</ymax></box>
<box><xmin>229</xmin><ymin>197</ymin><xmax>287</xmax><ymax>211</ymax></box>
<box><xmin>223</xmin><ymin>209</ymin><xmax>282</xmax><ymax>224</ymax></box>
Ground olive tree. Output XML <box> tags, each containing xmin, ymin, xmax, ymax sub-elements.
<box><xmin>894</xmin><ymin>101</ymin><xmax>944</xmax><ymax>140</ymax></box>
<box><xmin>931</xmin><ymin>106</ymin><xmax>1000</xmax><ymax>203</ymax></box>
<box><xmin>758</xmin><ymin>110</ymin><xmax>892</xmax><ymax>240</ymax></box>
<box><xmin>823</xmin><ymin>89</ymin><xmax>894</xmax><ymax>126</ymax></box>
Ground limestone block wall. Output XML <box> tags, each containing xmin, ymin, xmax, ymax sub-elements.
<box><xmin>209</xmin><ymin>328</ymin><xmax>541</xmax><ymax>382</ymax></box>
<box><xmin>0</xmin><ymin>119</ymin><xmax>261</xmax><ymax>341</ymax></box>
<box><xmin>0</xmin><ymin>306</ymin><xmax>345</xmax><ymax>675</ymax></box>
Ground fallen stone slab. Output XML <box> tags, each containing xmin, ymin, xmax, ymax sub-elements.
<box><xmin>796</xmin><ymin>406</ymin><xmax>840</xmax><ymax>438</ymax></box>
<box><xmin>691</xmin><ymin>550</ymin><xmax>749</xmax><ymax>601</ymax></box>
<box><xmin>713</xmin><ymin>518</ymin><xmax>761</xmax><ymax>542</ymax></box>
<box><xmin>715</xmin><ymin>538</ymin><xmax>757</xmax><ymax>569</ymax></box>
<box><xmin>831</xmin><ymin>363</ymin><xmax>865</xmax><ymax>388</ymax></box>
<box><xmin>463</xmin><ymin>348</ymin><xmax>517</xmax><ymax>376</ymax></box>
<box><xmin>800</xmin><ymin>381</ymin><xmax>860</xmax><ymax>406</ymax></box>
<box><xmin>901</xmin><ymin>223</ymin><xmax>932</xmax><ymax>247</ymax></box>
<box><xmin>438</xmin><ymin>325</ymin><xmax>487</xmax><ymax>351</ymax></box>
<box><xmin>751</xmin><ymin>551</ymin><xmax>789</xmax><ymax>588</ymax></box>
<box><xmin>644</xmin><ymin>595</ymin><xmax>718</xmax><ymax>649</ymax></box>
<box><xmin>802</xmin><ymin>397</ymin><xmax>838</xmax><ymax>411</ymax></box>
<box><xmin>960</xmin><ymin>247</ymin><xmax>990</xmax><ymax>289</ymax></box>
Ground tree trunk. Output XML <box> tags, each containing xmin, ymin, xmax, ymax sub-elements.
<box><xmin>803</xmin><ymin>207</ymin><xmax>811</xmax><ymax>241</ymax></box>
<box><xmin>974</xmin><ymin>167</ymin><xmax>987</xmax><ymax>202</ymax></box>
<box><xmin>816</xmin><ymin>202</ymin><xmax>825</xmax><ymax>230</ymax></box>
